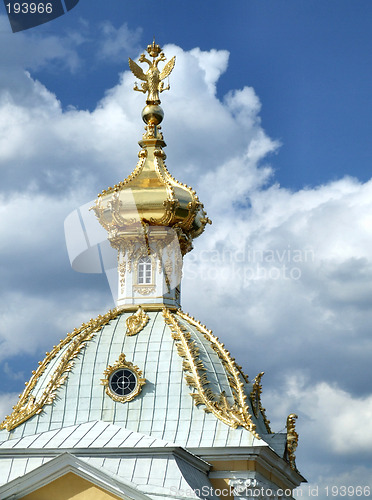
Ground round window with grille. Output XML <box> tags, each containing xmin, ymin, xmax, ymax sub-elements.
<box><xmin>102</xmin><ymin>353</ymin><xmax>145</xmax><ymax>403</ymax></box>
<box><xmin>109</xmin><ymin>368</ymin><xmax>137</xmax><ymax>397</ymax></box>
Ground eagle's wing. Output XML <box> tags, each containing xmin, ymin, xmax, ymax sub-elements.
<box><xmin>159</xmin><ymin>56</ymin><xmax>176</xmax><ymax>80</ymax></box>
<box><xmin>128</xmin><ymin>58</ymin><xmax>147</xmax><ymax>81</ymax></box>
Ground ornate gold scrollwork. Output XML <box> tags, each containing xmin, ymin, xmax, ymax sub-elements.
<box><xmin>0</xmin><ymin>309</ymin><xmax>121</xmax><ymax>432</ymax></box>
<box><xmin>101</xmin><ymin>353</ymin><xmax>145</xmax><ymax>403</ymax></box>
<box><xmin>126</xmin><ymin>306</ymin><xmax>150</xmax><ymax>336</ymax></box>
<box><xmin>134</xmin><ymin>286</ymin><xmax>156</xmax><ymax>295</ymax></box>
<box><xmin>163</xmin><ymin>308</ymin><xmax>259</xmax><ymax>438</ymax></box>
<box><xmin>119</xmin><ymin>260</ymin><xmax>126</xmax><ymax>293</ymax></box>
<box><xmin>286</xmin><ymin>413</ymin><xmax>299</xmax><ymax>470</ymax></box>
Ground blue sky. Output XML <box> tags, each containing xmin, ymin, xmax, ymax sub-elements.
<box><xmin>0</xmin><ymin>1</ymin><xmax>372</xmax><ymax>498</ymax></box>
<box><xmin>32</xmin><ymin>0</ymin><xmax>372</xmax><ymax>189</ymax></box>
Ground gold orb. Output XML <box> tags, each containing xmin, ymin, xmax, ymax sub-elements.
<box><xmin>142</xmin><ymin>104</ymin><xmax>164</xmax><ymax>125</ymax></box>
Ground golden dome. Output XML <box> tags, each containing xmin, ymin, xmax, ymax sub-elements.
<box><xmin>92</xmin><ymin>42</ymin><xmax>211</xmax><ymax>255</ymax></box>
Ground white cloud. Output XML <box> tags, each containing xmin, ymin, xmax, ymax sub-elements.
<box><xmin>190</xmin><ymin>47</ymin><xmax>229</xmax><ymax>95</ymax></box>
<box><xmin>265</xmin><ymin>376</ymin><xmax>372</xmax><ymax>496</ymax></box>
<box><xmin>268</xmin><ymin>376</ymin><xmax>372</xmax><ymax>455</ymax></box>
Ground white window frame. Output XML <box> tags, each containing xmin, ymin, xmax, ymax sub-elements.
<box><xmin>137</xmin><ymin>256</ymin><xmax>152</xmax><ymax>285</ymax></box>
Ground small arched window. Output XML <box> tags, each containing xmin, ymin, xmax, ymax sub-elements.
<box><xmin>138</xmin><ymin>256</ymin><xmax>152</xmax><ymax>284</ymax></box>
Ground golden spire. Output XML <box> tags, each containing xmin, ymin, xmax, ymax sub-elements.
<box><xmin>93</xmin><ymin>41</ymin><xmax>211</xmax><ymax>258</ymax></box>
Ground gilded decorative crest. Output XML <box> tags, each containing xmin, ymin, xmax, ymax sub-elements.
<box><xmin>101</xmin><ymin>353</ymin><xmax>145</xmax><ymax>403</ymax></box>
<box><xmin>126</xmin><ymin>306</ymin><xmax>150</xmax><ymax>336</ymax></box>
<box><xmin>128</xmin><ymin>40</ymin><xmax>176</xmax><ymax>104</ymax></box>
<box><xmin>286</xmin><ymin>413</ymin><xmax>299</xmax><ymax>470</ymax></box>
<box><xmin>134</xmin><ymin>286</ymin><xmax>156</xmax><ymax>296</ymax></box>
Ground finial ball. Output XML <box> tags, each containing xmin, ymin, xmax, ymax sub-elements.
<box><xmin>142</xmin><ymin>104</ymin><xmax>164</xmax><ymax>125</ymax></box>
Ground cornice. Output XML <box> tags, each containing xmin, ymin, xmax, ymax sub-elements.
<box><xmin>190</xmin><ymin>445</ymin><xmax>306</xmax><ymax>486</ymax></box>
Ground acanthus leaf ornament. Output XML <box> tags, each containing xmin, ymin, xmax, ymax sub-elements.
<box><xmin>163</xmin><ymin>308</ymin><xmax>259</xmax><ymax>438</ymax></box>
<box><xmin>134</xmin><ymin>286</ymin><xmax>156</xmax><ymax>296</ymax></box>
<box><xmin>119</xmin><ymin>259</ymin><xmax>126</xmax><ymax>293</ymax></box>
<box><xmin>0</xmin><ymin>309</ymin><xmax>120</xmax><ymax>432</ymax></box>
<box><xmin>126</xmin><ymin>306</ymin><xmax>150</xmax><ymax>336</ymax></box>
<box><xmin>286</xmin><ymin>413</ymin><xmax>299</xmax><ymax>470</ymax></box>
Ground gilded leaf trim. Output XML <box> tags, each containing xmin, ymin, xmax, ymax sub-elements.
<box><xmin>250</xmin><ymin>372</ymin><xmax>272</xmax><ymax>433</ymax></box>
<box><xmin>286</xmin><ymin>413</ymin><xmax>299</xmax><ymax>470</ymax></box>
<box><xmin>163</xmin><ymin>308</ymin><xmax>259</xmax><ymax>437</ymax></box>
<box><xmin>126</xmin><ymin>306</ymin><xmax>150</xmax><ymax>336</ymax></box>
<box><xmin>177</xmin><ymin>310</ymin><xmax>257</xmax><ymax>436</ymax></box>
<box><xmin>0</xmin><ymin>308</ymin><xmax>121</xmax><ymax>432</ymax></box>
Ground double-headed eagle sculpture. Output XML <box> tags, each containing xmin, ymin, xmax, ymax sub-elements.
<box><xmin>128</xmin><ymin>40</ymin><xmax>176</xmax><ymax>105</ymax></box>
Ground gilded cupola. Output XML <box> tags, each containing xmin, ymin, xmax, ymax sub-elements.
<box><xmin>92</xmin><ymin>41</ymin><xmax>211</xmax><ymax>310</ymax></box>
<box><xmin>93</xmin><ymin>40</ymin><xmax>211</xmax><ymax>258</ymax></box>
